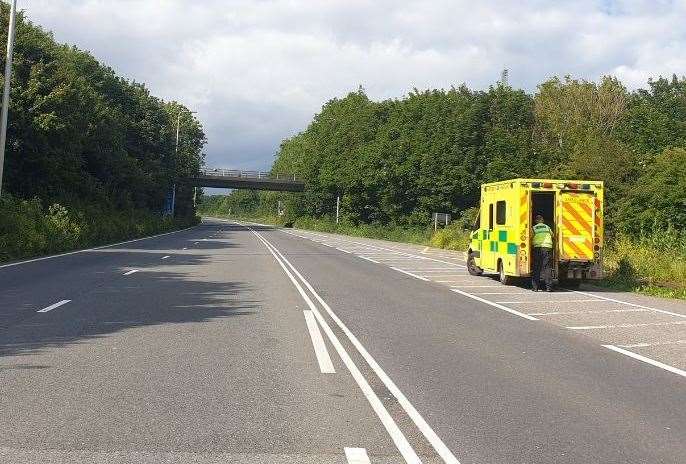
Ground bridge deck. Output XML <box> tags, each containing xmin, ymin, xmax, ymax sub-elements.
<box><xmin>185</xmin><ymin>169</ymin><xmax>305</xmax><ymax>192</ymax></box>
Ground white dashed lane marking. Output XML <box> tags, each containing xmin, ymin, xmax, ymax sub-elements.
<box><xmin>345</xmin><ymin>447</ymin><xmax>371</xmax><ymax>464</ymax></box>
<box><xmin>303</xmin><ymin>310</ymin><xmax>336</xmax><ymax>374</ymax></box>
<box><xmin>37</xmin><ymin>300</ymin><xmax>71</xmax><ymax>313</ymax></box>
<box><xmin>602</xmin><ymin>345</ymin><xmax>686</xmax><ymax>378</ymax></box>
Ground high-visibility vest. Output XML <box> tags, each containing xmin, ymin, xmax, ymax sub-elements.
<box><xmin>532</xmin><ymin>223</ymin><xmax>553</xmax><ymax>248</ymax></box>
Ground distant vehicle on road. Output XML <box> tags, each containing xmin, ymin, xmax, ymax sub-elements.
<box><xmin>467</xmin><ymin>178</ymin><xmax>604</xmax><ymax>288</ymax></box>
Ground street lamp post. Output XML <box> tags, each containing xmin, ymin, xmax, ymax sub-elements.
<box><xmin>0</xmin><ymin>0</ymin><xmax>17</xmax><ymax>197</ymax></box>
<box><xmin>170</xmin><ymin>109</ymin><xmax>196</xmax><ymax>216</ymax></box>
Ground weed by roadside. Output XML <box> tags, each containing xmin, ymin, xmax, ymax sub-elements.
<box><xmin>0</xmin><ymin>195</ymin><xmax>199</xmax><ymax>263</ymax></box>
<box><xmin>601</xmin><ymin>228</ymin><xmax>686</xmax><ymax>299</ymax></box>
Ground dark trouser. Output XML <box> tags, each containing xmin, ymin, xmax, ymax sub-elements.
<box><xmin>532</xmin><ymin>247</ymin><xmax>553</xmax><ymax>290</ymax></box>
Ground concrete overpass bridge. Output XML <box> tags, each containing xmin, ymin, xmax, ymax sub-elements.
<box><xmin>185</xmin><ymin>169</ymin><xmax>305</xmax><ymax>192</ymax></box>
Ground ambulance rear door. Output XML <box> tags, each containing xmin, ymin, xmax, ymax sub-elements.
<box><xmin>557</xmin><ymin>191</ymin><xmax>596</xmax><ymax>262</ymax></box>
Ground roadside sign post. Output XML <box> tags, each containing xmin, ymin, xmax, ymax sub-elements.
<box><xmin>0</xmin><ymin>0</ymin><xmax>18</xmax><ymax>197</ymax></box>
<box><xmin>432</xmin><ymin>212</ymin><xmax>451</xmax><ymax>231</ymax></box>
<box><xmin>336</xmin><ymin>194</ymin><xmax>340</xmax><ymax>224</ymax></box>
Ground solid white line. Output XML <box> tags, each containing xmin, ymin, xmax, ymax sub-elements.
<box><xmin>400</xmin><ymin>268</ymin><xmax>459</xmax><ymax>272</ymax></box>
<box><xmin>161</xmin><ymin>255</ymin><xmax>170</xmax><ymax>260</ymax></box>
<box><xmin>568</xmin><ymin>321</ymin><xmax>686</xmax><ymax>330</ymax></box>
<box><xmin>360</xmin><ymin>255</ymin><xmax>404</xmax><ymax>259</ymax></box>
<box><xmin>123</xmin><ymin>270</ymin><xmax>139</xmax><ymax>276</ymax></box>
<box><xmin>0</xmin><ymin>226</ymin><xmax>196</xmax><ymax>269</ymax></box>
<box><xmin>421</xmin><ymin>274</ymin><xmax>470</xmax><ymax>278</ymax></box>
<box><xmin>360</xmin><ymin>256</ymin><xmax>380</xmax><ymax>264</ymax></box>
<box><xmin>253</xmin><ymin>226</ymin><xmax>460</xmax><ymax>464</ymax></box>
<box><xmin>303</xmin><ymin>310</ymin><xmax>336</xmax><ymax>374</ymax></box>
<box><xmin>248</xmin><ymin>229</ymin><xmax>422</xmax><ymax>463</ymax></box>
<box><xmin>496</xmin><ymin>299</ymin><xmax>603</xmax><ymax>304</ymax></box>
<box><xmin>345</xmin><ymin>447</ymin><xmax>371</xmax><ymax>464</ymax></box>
<box><xmin>571</xmin><ymin>290</ymin><xmax>686</xmax><ymax>319</ymax></box>
<box><xmin>467</xmin><ymin>292</ymin><xmax>529</xmax><ymax>295</ymax></box>
<box><xmin>37</xmin><ymin>299</ymin><xmax>71</xmax><ymax>313</ymax></box>
<box><xmin>450</xmin><ymin>285</ymin><xmax>502</xmax><ymax>288</ymax></box>
<box><xmin>529</xmin><ymin>308</ymin><xmax>647</xmax><ymax>316</ymax></box>
<box><xmin>602</xmin><ymin>345</ymin><xmax>686</xmax><ymax>378</ymax></box>
<box><xmin>618</xmin><ymin>340</ymin><xmax>686</xmax><ymax>348</ymax></box>
<box><xmin>450</xmin><ymin>289</ymin><xmax>539</xmax><ymax>321</ymax></box>
<box><xmin>391</xmin><ymin>267</ymin><xmax>430</xmax><ymax>281</ymax></box>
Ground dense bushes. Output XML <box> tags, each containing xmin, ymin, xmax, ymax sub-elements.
<box><xmin>602</xmin><ymin>228</ymin><xmax>686</xmax><ymax>299</ymax></box>
<box><xmin>266</xmin><ymin>75</ymin><xmax>686</xmax><ymax>237</ymax></box>
<box><xmin>0</xmin><ymin>6</ymin><xmax>206</xmax><ymax>263</ymax></box>
<box><xmin>0</xmin><ymin>195</ymin><xmax>198</xmax><ymax>262</ymax></box>
<box><xmin>0</xmin><ymin>5</ymin><xmax>205</xmax><ymax>212</ymax></box>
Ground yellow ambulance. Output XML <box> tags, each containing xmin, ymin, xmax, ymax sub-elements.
<box><xmin>467</xmin><ymin>179</ymin><xmax>604</xmax><ymax>288</ymax></box>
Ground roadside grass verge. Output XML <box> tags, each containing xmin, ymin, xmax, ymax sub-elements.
<box><xmin>429</xmin><ymin>223</ymin><xmax>471</xmax><ymax>251</ymax></box>
<box><xmin>600</xmin><ymin>230</ymin><xmax>686</xmax><ymax>300</ymax></box>
<box><xmin>0</xmin><ymin>195</ymin><xmax>199</xmax><ymax>264</ymax></box>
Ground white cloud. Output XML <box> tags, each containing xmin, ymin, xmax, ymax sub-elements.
<box><xmin>22</xmin><ymin>0</ymin><xmax>686</xmax><ymax>170</ymax></box>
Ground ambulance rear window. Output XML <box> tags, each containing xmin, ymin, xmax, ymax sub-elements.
<box><xmin>496</xmin><ymin>200</ymin><xmax>507</xmax><ymax>225</ymax></box>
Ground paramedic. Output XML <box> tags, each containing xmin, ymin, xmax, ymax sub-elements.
<box><xmin>532</xmin><ymin>214</ymin><xmax>553</xmax><ymax>292</ymax></box>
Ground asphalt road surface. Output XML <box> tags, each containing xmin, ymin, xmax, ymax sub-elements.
<box><xmin>0</xmin><ymin>218</ymin><xmax>684</xmax><ymax>463</ymax></box>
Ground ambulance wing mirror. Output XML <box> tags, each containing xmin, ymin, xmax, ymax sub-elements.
<box><xmin>472</xmin><ymin>209</ymin><xmax>481</xmax><ymax>230</ymax></box>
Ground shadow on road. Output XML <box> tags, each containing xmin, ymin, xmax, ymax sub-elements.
<box><xmin>0</xmin><ymin>225</ymin><xmax>260</xmax><ymax>362</ymax></box>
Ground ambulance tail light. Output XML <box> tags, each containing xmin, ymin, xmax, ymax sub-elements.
<box><xmin>566</xmin><ymin>182</ymin><xmax>578</xmax><ymax>189</ymax></box>
<box><xmin>543</xmin><ymin>182</ymin><xmax>553</xmax><ymax>188</ymax></box>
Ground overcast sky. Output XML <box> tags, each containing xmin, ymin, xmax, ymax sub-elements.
<box><xmin>24</xmin><ymin>0</ymin><xmax>686</xmax><ymax>171</ymax></box>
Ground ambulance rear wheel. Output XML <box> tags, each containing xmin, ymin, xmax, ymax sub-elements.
<box><xmin>467</xmin><ymin>252</ymin><xmax>482</xmax><ymax>276</ymax></box>
<box><xmin>498</xmin><ymin>261</ymin><xmax>514</xmax><ymax>285</ymax></box>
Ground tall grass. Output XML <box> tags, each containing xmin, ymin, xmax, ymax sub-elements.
<box><xmin>429</xmin><ymin>223</ymin><xmax>471</xmax><ymax>250</ymax></box>
<box><xmin>0</xmin><ymin>195</ymin><xmax>199</xmax><ymax>263</ymax></box>
<box><xmin>603</xmin><ymin>227</ymin><xmax>686</xmax><ymax>299</ymax></box>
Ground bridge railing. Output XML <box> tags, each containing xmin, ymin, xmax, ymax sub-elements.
<box><xmin>198</xmin><ymin>169</ymin><xmax>300</xmax><ymax>182</ymax></box>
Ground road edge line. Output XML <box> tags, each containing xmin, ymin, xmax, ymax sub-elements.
<box><xmin>0</xmin><ymin>225</ymin><xmax>198</xmax><ymax>269</ymax></box>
